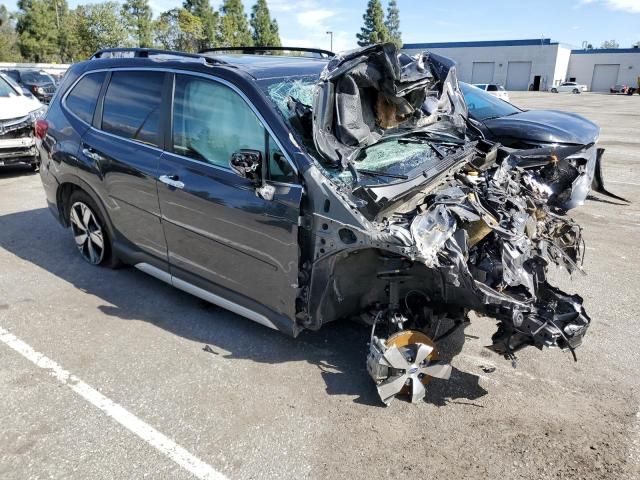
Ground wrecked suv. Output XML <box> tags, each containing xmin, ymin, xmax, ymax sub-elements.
<box><xmin>39</xmin><ymin>45</ymin><xmax>593</xmax><ymax>405</ymax></box>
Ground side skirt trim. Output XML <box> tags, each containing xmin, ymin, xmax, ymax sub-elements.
<box><xmin>134</xmin><ymin>262</ymin><xmax>279</xmax><ymax>331</ymax></box>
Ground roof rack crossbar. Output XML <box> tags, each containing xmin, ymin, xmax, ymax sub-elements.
<box><xmin>90</xmin><ymin>48</ymin><xmax>223</xmax><ymax>65</ymax></box>
<box><xmin>199</xmin><ymin>46</ymin><xmax>335</xmax><ymax>58</ymax></box>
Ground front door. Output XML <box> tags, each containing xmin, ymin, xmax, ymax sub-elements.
<box><xmin>157</xmin><ymin>73</ymin><xmax>302</xmax><ymax>320</ymax></box>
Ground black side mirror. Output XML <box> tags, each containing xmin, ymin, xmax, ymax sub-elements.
<box><xmin>230</xmin><ymin>149</ymin><xmax>262</xmax><ymax>183</ymax></box>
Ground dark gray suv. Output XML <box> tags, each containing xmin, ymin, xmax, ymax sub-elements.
<box><xmin>38</xmin><ymin>44</ymin><xmax>593</xmax><ymax>405</ymax></box>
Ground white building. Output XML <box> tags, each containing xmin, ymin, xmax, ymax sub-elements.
<box><xmin>402</xmin><ymin>39</ymin><xmax>640</xmax><ymax>92</ymax></box>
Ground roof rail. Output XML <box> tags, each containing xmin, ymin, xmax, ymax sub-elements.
<box><xmin>89</xmin><ymin>48</ymin><xmax>222</xmax><ymax>65</ymax></box>
<box><xmin>199</xmin><ymin>46</ymin><xmax>335</xmax><ymax>59</ymax></box>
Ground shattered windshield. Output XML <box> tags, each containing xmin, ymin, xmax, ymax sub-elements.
<box><xmin>260</xmin><ymin>75</ymin><xmax>462</xmax><ymax>185</ymax></box>
<box><xmin>263</xmin><ymin>75</ymin><xmax>315</xmax><ymax>113</ymax></box>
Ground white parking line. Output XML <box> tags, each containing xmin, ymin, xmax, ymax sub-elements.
<box><xmin>0</xmin><ymin>325</ymin><xmax>228</xmax><ymax>480</ymax></box>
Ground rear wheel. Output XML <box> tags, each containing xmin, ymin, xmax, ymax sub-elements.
<box><xmin>551</xmin><ymin>88</ymin><xmax>558</xmax><ymax>93</ymax></box>
<box><xmin>573</xmin><ymin>88</ymin><xmax>580</xmax><ymax>94</ymax></box>
<box><xmin>68</xmin><ymin>191</ymin><xmax>117</xmax><ymax>267</ymax></box>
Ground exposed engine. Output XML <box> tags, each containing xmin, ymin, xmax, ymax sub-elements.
<box><xmin>284</xmin><ymin>42</ymin><xmax>597</xmax><ymax>405</ymax></box>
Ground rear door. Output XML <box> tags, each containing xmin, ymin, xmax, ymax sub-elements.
<box><xmin>79</xmin><ymin>69</ymin><xmax>169</xmax><ymax>268</ymax></box>
<box><xmin>157</xmin><ymin>73</ymin><xmax>302</xmax><ymax>320</ymax></box>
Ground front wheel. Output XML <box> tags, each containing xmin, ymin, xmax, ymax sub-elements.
<box><xmin>68</xmin><ymin>191</ymin><xmax>116</xmax><ymax>267</ymax></box>
<box><xmin>573</xmin><ymin>88</ymin><xmax>580</xmax><ymax>94</ymax></box>
<box><xmin>551</xmin><ymin>88</ymin><xmax>558</xmax><ymax>93</ymax></box>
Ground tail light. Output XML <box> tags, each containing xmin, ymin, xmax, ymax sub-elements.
<box><xmin>35</xmin><ymin>119</ymin><xmax>49</xmax><ymax>139</ymax></box>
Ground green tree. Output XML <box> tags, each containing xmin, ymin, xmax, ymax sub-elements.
<box><xmin>250</xmin><ymin>0</ymin><xmax>281</xmax><ymax>47</ymax></box>
<box><xmin>356</xmin><ymin>0</ymin><xmax>389</xmax><ymax>47</ymax></box>
<box><xmin>0</xmin><ymin>6</ymin><xmax>22</xmax><ymax>61</ymax></box>
<box><xmin>154</xmin><ymin>8</ymin><xmax>204</xmax><ymax>52</ymax></box>
<box><xmin>122</xmin><ymin>0</ymin><xmax>154</xmax><ymax>47</ymax></box>
<box><xmin>384</xmin><ymin>0</ymin><xmax>401</xmax><ymax>48</ymax></box>
<box><xmin>219</xmin><ymin>0</ymin><xmax>253</xmax><ymax>47</ymax></box>
<box><xmin>74</xmin><ymin>2</ymin><xmax>131</xmax><ymax>55</ymax></box>
<box><xmin>183</xmin><ymin>0</ymin><xmax>219</xmax><ymax>50</ymax></box>
<box><xmin>16</xmin><ymin>0</ymin><xmax>59</xmax><ymax>62</ymax></box>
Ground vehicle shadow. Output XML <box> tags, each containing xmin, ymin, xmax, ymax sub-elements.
<box><xmin>0</xmin><ymin>164</ymin><xmax>37</xmax><ymax>179</ymax></box>
<box><xmin>0</xmin><ymin>207</ymin><xmax>487</xmax><ymax>407</ymax></box>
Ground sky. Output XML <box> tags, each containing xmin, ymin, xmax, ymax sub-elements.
<box><xmin>1</xmin><ymin>0</ymin><xmax>639</xmax><ymax>52</ymax></box>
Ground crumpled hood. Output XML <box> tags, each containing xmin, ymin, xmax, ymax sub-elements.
<box><xmin>484</xmin><ymin>109</ymin><xmax>599</xmax><ymax>146</ymax></box>
<box><xmin>312</xmin><ymin>43</ymin><xmax>468</xmax><ymax>169</ymax></box>
<box><xmin>0</xmin><ymin>95</ymin><xmax>43</xmax><ymax>121</ymax></box>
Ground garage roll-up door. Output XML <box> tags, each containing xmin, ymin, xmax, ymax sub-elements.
<box><xmin>472</xmin><ymin>62</ymin><xmax>495</xmax><ymax>84</ymax></box>
<box><xmin>591</xmin><ymin>64</ymin><xmax>620</xmax><ymax>92</ymax></box>
<box><xmin>506</xmin><ymin>61</ymin><xmax>532</xmax><ymax>90</ymax></box>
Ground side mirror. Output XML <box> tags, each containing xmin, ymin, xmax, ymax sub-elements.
<box><xmin>230</xmin><ymin>149</ymin><xmax>262</xmax><ymax>183</ymax></box>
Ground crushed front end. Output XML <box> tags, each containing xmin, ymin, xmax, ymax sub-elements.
<box><xmin>0</xmin><ymin>114</ymin><xmax>39</xmax><ymax>166</ymax></box>
<box><xmin>276</xmin><ymin>44</ymin><xmax>594</xmax><ymax>405</ymax></box>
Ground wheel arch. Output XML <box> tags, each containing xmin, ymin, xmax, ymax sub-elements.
<box><xmin>55</xmin><ymin>174</ymin><xmax>118</xmax><ymax>244</ymax></box>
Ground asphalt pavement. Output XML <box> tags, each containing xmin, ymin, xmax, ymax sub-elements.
<box><xmin>1</xmin><ymin>92</ymin><xmax>639</xmax><ymax>479</ymax></box>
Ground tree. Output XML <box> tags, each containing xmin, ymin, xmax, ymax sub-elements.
<box><xmin>16</xmin><ymin>0</ymin><xmax>59</xmax><ymax>62</ymax></box>
<box><xmin>218</xmin><ymin>0</ymin><xmax>253</xmax><ymax>47</ymax></box>
<box><xmin>154</xmin><ymin>8</ymin><xmax>204</xmax><ymax>52</ymax></box>
<box><xmin>250</xmin><ymin>0</ymin><xmax>281</xmax><ymax>47</ymax></box>
<box><xmin>356</xmin><ymin>0</ymin><xmax>389</xmax><ymax>47</ymax></box>
<box><xmin>74</xmin><ymin>2</ymin><xmax>131</xmax><ymax>55</ymax></box>
<box><xmin>183</xmin><ymin>0</ymin><xmax>219</xmax><ymax>50</ymax></box>
<box><xmin>0</xmin><ymin>6</ymin><xmax>22</xmax><ymax>61</ymax></box>
<box><xmin>384</xmin><ymin>0</ymin><xmax>401</xmax><ymax>49</ymax></box>
<box><xmin>122</xmin><ymin>0</ymin><xmax>153</xmax><ymax>47</ymax></box>
<box><xmin>600</xmin><ymin>39</ymin><xmax>619</xmax><ymax>49</ymax></box>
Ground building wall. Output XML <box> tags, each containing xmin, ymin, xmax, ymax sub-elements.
<box><xmin>403</xmin><ymin>41</ymin><xmax>565</xmax><ymax>91</ymax></box>
<box><xmin>567</xmin><ymin>51</ymin><xmax>640</xmax><ymax>90</ymax></box>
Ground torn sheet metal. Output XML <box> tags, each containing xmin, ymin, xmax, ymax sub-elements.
<box><xmin>312</xmin><ymin>43</ymin><xmax>467</xmax><ymax>169</ymax></box>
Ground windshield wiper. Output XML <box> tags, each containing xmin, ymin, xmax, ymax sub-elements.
<box><xmin>398</xmin><ymin>130</ymin><xmax>466</xmax><ymax>144</ymax></box>
<box><xmin>358</xmin><ymin>169</ymin><xmax>409</xmax><ymax>180</ymax></box>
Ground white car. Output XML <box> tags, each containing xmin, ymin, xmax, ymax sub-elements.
<box><xmin>550</xmin><ymin>82</ymin><xmax>588</xmax><ymax>94</ymax></box>
<box><xmin>472</xmin><ymin>83</ymin><xmax>510</xmax><ymax>102</ymax></box>
<box><xmin>0</xmin><ymin>72</ymin><xmax>46</xmax><ymax>170</ymax></box>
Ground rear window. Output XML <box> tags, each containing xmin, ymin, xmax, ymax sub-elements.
<box><xmin>65</xmin><ymin>72</ymin><xmax>106</xmax><ymax>124</ymax></box>
<box><xmin>21</xmin><ymin>71</ymin><xmax>54</xmax><ymax>84</ymax></box>
<box><xmin>487</xmin><ymin>85</ymin><xmax>497</xmax><ymax>91</ymax></box>
<box><xmin>101</xmin><ymin>71</ymin><xmax>164</xmax><ymax>147</ymax></box>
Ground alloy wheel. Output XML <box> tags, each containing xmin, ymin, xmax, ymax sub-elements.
<box><xmin>70</xmin><ymin>201</ymin><xmax>105</xmax><ymax>264</ymax></box>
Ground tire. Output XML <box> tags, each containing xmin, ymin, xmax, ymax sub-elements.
<box><xmin>29</xmin><ymin>158</ymin><xmax>40</xmax><ymax>171</ymax></box>
<box><xmin>572</xmin><ymin>88</ymin><xmax>580</xmax><ymax>94</ymax></box>
<box><xmin>551</xmin><ymin>88</ymin><xmax>558</xmax><ymax>93</ymax></box>
<box><xmin>68</xmin><ymin>190</ymin><xmax>119</xmax><ymax>268</ymax></box>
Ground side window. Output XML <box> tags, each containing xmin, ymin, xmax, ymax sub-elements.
<box><xmin>65</xmin><ymin>72</ymin><xmax>106</xmax><ymax>124</ymax></box>
<box><xmin>487</xmin><ymin>85</ymin><xmax>498</xmax><ymax>91</ymax></box>
<box><xmin>102</xmin><ymin>71</ymin><xmax>164</xmax><ymax>147</ymax></box>
<box><xmin>172</xmin><ymin>75</ymin><xmax>265</xmax><ymax>168</ymax></box>
<box><xmin>268</xmin><ymin>142</ymin><xmax>295</xmax><ymax>183</ymax></box>
<box><xmin>172</xmin><ymin>75</ymin><xmax>296</xmax><ymax>182</ymax></box>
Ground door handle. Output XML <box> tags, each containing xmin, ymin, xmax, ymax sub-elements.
<box><xmin>159</xmin><ymin>174</ymin><xmax>185</xmax><ymax>189</ymax></box>
<box><xmin>81</xmin><ymin>146</ymin><xmax>102</xmax><ymax>162</ymax></box>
